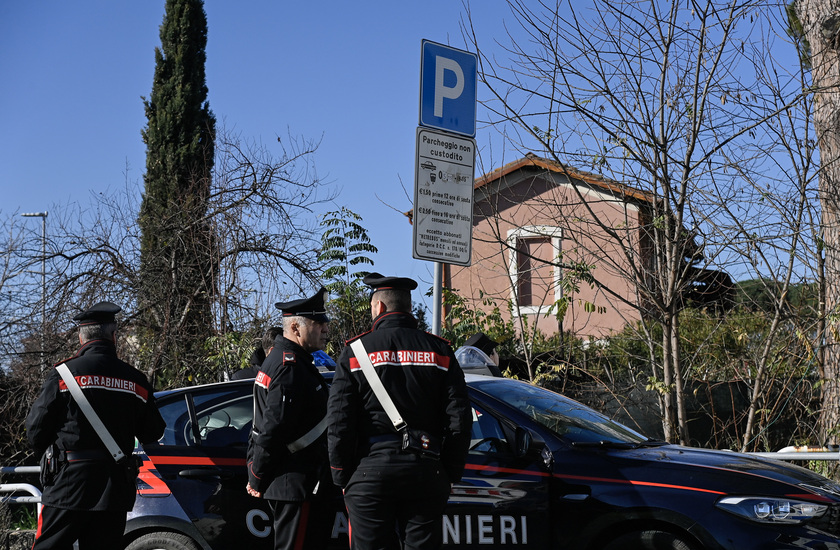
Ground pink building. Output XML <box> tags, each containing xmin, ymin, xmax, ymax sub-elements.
<box><xmin>444</xmin><ymin>154</ymin><xmax>658</xmax><ymax>340</ymax></box>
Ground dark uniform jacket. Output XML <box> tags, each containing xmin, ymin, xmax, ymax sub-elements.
<box><xmin>247</xmin><ymin>336</ymin><xmax>330</xmax><ymax>501</ymax></box>
<box><xmin>25</xmin><ymin>339</ymin><xmax>165</xmax><ymax>511</ymax></box>
<box><xmin>327</xmin><ymin>311</ymin><xmax>472</xmax><ymax>488</ymax></box>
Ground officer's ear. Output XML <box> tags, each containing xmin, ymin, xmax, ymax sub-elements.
<box><xmin>372</xmin><ymin>299</ymin><xmax>387</xmax><ymax>317</ymax></box>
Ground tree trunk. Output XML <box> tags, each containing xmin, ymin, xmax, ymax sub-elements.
<box><xmin>660</xmin><ymin>321</ymin><xmax>678</xmax><ymax>443</ymax></box>
<box><xmin>670</xmin><ymin>313</ymin><xmax>690</xmax><ymax>445</ymax></box>
<box><xmin>798</xmin><ymin>0</ymin><xmax>840</xmax><ymax>444</ymax></box>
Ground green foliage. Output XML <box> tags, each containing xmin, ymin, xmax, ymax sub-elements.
<box><xmin>204</xmin><ymin>332</ymin><xmax>253</xmax><ymax>381</ymax></box>
<box><xmin>645</xmin><ymin>376</ymin><xmax>672</xmax><ymax>395</ymax></box>
<box><xmin>8</xmin><ymin>502</ymin><xmax>38</xmax><ymax>530</ymax></box>
<box><xmin>413</xmin><ymin>302</ymin><xmax>430</xmax><ymax>333</ymax></box>
<box><xmin>323</xmin><ymin>282</ymin><xmax>371</xmax><ymax>356</ymax></box>
<box><xmin>316</xmin><ymin>208</ymin><xmax>429</xmax><ymax>353</ymax></box>
<box><xmin>593</xmin><ymin>306</ymin><xmax>813</xmax><ymax>383</ymax></box>
<box><xmin>549</xmin><ymin>256</ymin><xmax>603</xmax><ymax>321</ymax></box>
<box><xmin>436</xmin><ymin>282</ymin><xmax>819</xmax><ymax>450</ymax></box>
<box><xmin>138</xmin><ymin>0</ymin><xmax>217</xmax><ymax>387</ymax></box>
<box><xmin>439</xmin><ymin>287</ymin><xmax>516</xmax><ymax>351</ymax></box>
<box><xmin>734</xmin><ymin>279</ymin><xmax>818</xmax><ymax>316</ymax></box>
<box><xmin>441</xmin><ymin>254</ymin><xmax>601</xmax><ymax>380</ymax></box>
<box><xmin>531</xmin><ymin>363</ymin><xmax>569</xmax><ymax>389</ymax></box>
<box><xmin>318</xmin><ymin>208</ymin><xmax>378</xmax><ymax>348</ymax></box>
<box><xmin>140</xmin><ymin>0</ymin><xmax>215</xmax><ymax>206</ymax></box>
<box><xmin>319</xmin><ymin>207</ymin><xmax>377</xmax><ymax>285</ymax></box>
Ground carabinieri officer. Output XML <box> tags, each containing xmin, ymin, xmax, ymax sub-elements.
<box><xmin>26</xmin><ymin>301</ymin><xmax>165</xmax><ymax>550</ymax></box>
<box><xmin>327</xmin><ymin>274</ymin><xmax>472</xmax><ymax>550</ymax></box>
<box><xmin>246</xmin><ymin>287</ymin><xmax>334</xmax><ymax>550</ymax></box>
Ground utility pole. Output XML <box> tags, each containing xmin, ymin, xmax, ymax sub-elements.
<box><xmin>21</xmin><ymin>211</ymin><xmax>48</xmax><ymax>370</ymax></box>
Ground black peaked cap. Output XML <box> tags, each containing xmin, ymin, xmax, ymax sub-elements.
<box><xmin>363</xmin><ymin>272</ymin><xmax>418</xmax><ymax>293</ymax></box>
<box><xmin>275</xmin><ymin>287</ymin><xmax>329</xmax><ymax>323</ymax></box>
<box><xmin>73</xmin><ymin>301</ymin><xmax>121</xmax><ymax>326</ymax></box>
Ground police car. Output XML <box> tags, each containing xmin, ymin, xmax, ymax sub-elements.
<box><xmin>123</xmin><ymin>374</ymin><xmax>840</xmax><ymax>549</ymax></box>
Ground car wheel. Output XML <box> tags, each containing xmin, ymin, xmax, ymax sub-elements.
<box><xmin>602</xmin><ymin>529</ymin><xmax>696</xmax><ymax>550</ymax></box>
<box><xmin>125</xmin><ymin>532</ymin><xmax>201</xmax><ymax>550</ymax></box>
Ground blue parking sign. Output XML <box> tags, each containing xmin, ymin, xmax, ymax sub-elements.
<box><xmin>419</xmin><ymin>40</ymin><xmax>477</xmax><ymax>137</ymax></box>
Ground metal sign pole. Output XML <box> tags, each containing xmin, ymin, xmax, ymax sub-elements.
<box><xmin>432</xmin><ymin>262</ymin><xmax>443</xmax><ymax>336</ymax></box>
<box><xmin>415</xmin><ymin>40</ymin><xmax>477</xmax><ymax>338</ymax></box>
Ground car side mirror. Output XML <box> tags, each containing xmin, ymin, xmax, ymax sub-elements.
<box><xmin>515</xmin><ymin>426</ymin><xmax>533</xmax><ymax>457</ymax></box>
<box><xmin>514</xmin><ymin>427</ymin><xmax>552</xmax><ymax>469</ymax></box>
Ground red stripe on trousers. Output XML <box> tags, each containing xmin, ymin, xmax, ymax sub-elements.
<box><xmin>293</xmin><ymin>500</ymin><xmax>311</xmax><ymax>550</ymax></box>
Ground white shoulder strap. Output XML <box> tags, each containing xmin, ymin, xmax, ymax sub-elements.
<box><xmin>55</xmin><ymin>363</ymin><xmax>125</xmax><ymax>462</ymax></box>
<box><xmin>286</xmin><ymin>415</ymin><xmax>328</xmax><ymax>453</ymax></box>
<box><xmin>349</xmin><ymin>339</ymin><xmax>406</xmax><ymax>431</ymax></box>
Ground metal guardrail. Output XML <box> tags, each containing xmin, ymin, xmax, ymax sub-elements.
<box><xmin>0</xmin><ymin>466</ymin><xmax>42</xmax><ymax>508</ymax></box>
<box><xmin>746</xmin><ymin>446</ymin><xmax>840</xmax><ymax>462</ymax></box>
<box><xmin>1</xmin><ymin>466</ymin><xmax>40</xmax><ymax>475</ymax></box>
<box><xmin>749</xmin><ymin>451</ymin><xmax>840</xmax><ymax>461</ymax></box>
<box><xmin>0</xmin><ymin>483</ymin><xmax>41</xmax><ymax>504</ymax></box>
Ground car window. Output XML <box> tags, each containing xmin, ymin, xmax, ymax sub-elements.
<box><xmin>469</xmin><ymin>404</ymin><xmax>511</xmax><ymax>454</ymax></box>
<box><xmin>192</xmin><ymin>392</ymin><xmax>253</xmax><ymax>448</ymax></box>
<box><xmin>154</xmin><ymin>385</ymin><xmax>254</xmax><ymax>448</ymax></box>
<box><xmin>471</xmin><ymin>377</ymin><xmax>648</xmax><ymax>444</ymax></box>
<box><xmin>157</xmin><ymin>395</ymin><xmax>190</xmax><ymax>446</ymax></box>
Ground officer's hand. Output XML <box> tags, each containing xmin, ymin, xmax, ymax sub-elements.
<box><xmin>246</xmin><ymin>483</ymin><xmax>262</xmax><ymax>498</ymax></box>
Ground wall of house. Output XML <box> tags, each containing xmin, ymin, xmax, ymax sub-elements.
<box><xmin>448</xmin><ymin>171</ymin><xmax>644</xmax><ymax>340</ymax></box>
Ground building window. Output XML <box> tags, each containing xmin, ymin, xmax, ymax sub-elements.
<box><xmin>507</xmin><ymin>226</ymin><xmax>563</xmax><ymax>316</ymax></box>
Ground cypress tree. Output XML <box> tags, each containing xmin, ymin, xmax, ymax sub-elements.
<box><xmin>139</xmin><ymin>0</ymin><xmax>216</xmax><ymax>386</ymax></box>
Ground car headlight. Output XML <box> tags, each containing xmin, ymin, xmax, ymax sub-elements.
<box><xmin>716</xmin><ymin>496</ymin><xmax>827</xmax><ymax>524</ymax></box>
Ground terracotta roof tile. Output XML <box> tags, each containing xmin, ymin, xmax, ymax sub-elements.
<box><xmin>474</xmin><ymin>153</ymin><xmax>655</xmax><ymax>204</ymax></box>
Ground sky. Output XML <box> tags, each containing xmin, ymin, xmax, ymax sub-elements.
<box><xmin>0</xmin><ymin>1</ymin><xmax>515</xmax><ymax>313</ymax></box>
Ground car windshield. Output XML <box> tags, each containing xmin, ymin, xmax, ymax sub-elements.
<box><xmin>471</xmin><ymin>378</ymin><xmax>651</xmax><ymax>445</ymax></box>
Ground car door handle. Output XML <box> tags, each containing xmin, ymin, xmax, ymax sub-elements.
<box><xmin>178</xmin><ymin>468</ymin><xmax>233</xmax><ymax>479</ymax></box>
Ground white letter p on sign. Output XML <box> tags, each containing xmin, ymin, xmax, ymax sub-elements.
<box><xmin>434</xmin><ymin>56</ymin><xmax>464</xmax><ymax>117</ymax></box>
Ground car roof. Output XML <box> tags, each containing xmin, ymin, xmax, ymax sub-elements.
<box><xmin>155</xmin><ymin>377</ymin><xmax>255</xmax><ymax>398</ymax></box>
<box><xmin>155</xmin><ymin>371</ymin><xmax>504</xmax><ymax>399</ymax></box>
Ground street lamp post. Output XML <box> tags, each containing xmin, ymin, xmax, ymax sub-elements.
<box><xmin>21</xmin><ymin>211</ymin><xmax>48</xmax><ymax>370</ymax></box>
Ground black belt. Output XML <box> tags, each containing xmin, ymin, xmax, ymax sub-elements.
<box><xmin>368</xmin><ymin>434</ymin><xmax>401</xmax><ymax>444</ymax></box>
<box><xmin>66</xmin><ymin>449</ymin><xmax>112</xmax><ymax>462</ymax></box>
